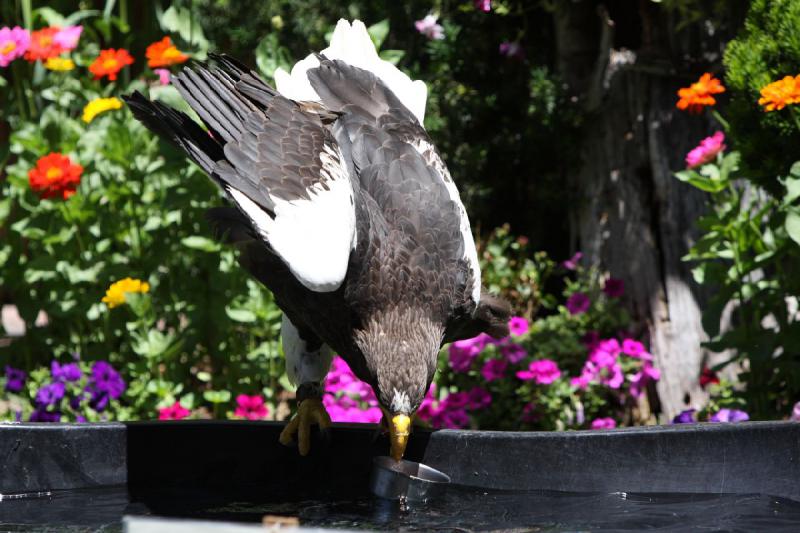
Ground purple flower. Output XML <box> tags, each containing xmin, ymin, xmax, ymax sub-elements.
<box><xmin>51</xmin><ymin>361</ymin><xmax>82</xmax><ymax>382</ymax></box>
<box><xmin>481</xmin><ymin>358</ymin><xmax>508</xmax><ymax>381</ymax></box>
<box><xmin>566</xmin><ymin>292</ymin><xmax>590</xmax><ymax>315</ymax></box>
<box><xmin>672</xmin><ymin>409</ymin><xmax>696</xmax><ymax>424</ymax></box>
<box><xmin>415</xmin><ymin>14</ymin><xmax>444</xmax><ymax>40</ymax></box>
<box><xmin>499</xmin><ymin>41</ymin><xmax>524</xmax><ymax>59</ymax></box>
<box><xmin>603</xmin><ymin>278</ymin><xmax>625</xmax><ymax>298</ymax></box>
<box><xmin>591</xmin><ymin>417</ymin><xmax>617</xmax><ymax>429</ymax></box>
<box><xmin>562</xmin><ymin>252</ymin><xmax>582</xmax><ymax>270</ymax></box>
<box><xmin>508</xmin><ymin>316</ymin><xmax>529</xmax><ymax>336</ymax></box>
<box><xmin>500</xmin><ymin>342</ymin><xmax>527</xmax><ymax>363</ymax></box>
<box><xmin>474</xmin><ymin>0</ymin><xmax>492</xmax><ymax>12</ymax></box>
<box><xmin>36</xmin><ymin>382</ymin><xmax>65</xmax><ymax>406</ymax></box>
<box><xmin>436</xmin><ymin>408</ymin><xmax>469</xmax><ymax>429</ymax></box>
<box><xmin>443</xmin><ymin>391</ymin><xmax>469</xmax><ymax>410</ymax></box>
<box><xmin>709</xmin><ymin>408</ymin><xmax>749</xmax><ymax>423</ymax></box>
<box><xmin>467</xmin><ymin>387</ymin><xmax>492</xmax><ymax>410</ymax></box>
<box><xmin>30</xmin><ymin>408</ymin><xmax>61</xmax><ymax>422</ymax></box>
<box><xmin>791</xmin><ymin>401</ymin><xmax>800</xmax><ymax>422</ymax></box>
<box><xmin>4</xmin><ymin>365</ymin><xmax>26</xmax><ymax>392</ymax></box>
<box><xmin>449</xmin><ymin>334</ymin><xmax>490</xmax><ymax>372</ymax></box>
<box><xmin>517</xmin><ymin>359</ymin><xmax>561</xmax><ymax>385</ymax></box>
<box><xmin>90</xmin><ymin>361</ymin><xmax>125</xmax><ymax>398</ymax></box>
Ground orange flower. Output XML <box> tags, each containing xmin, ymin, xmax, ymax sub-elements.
<box><xmin>146</xmin><ymin>36</ymin><xmax>189</xmax><ymax>68</ymax></box>
<box><xmin>28</xmin><ymin>153</ymin><xmax>83</xmax><ymax>200</ymax></box>
<box><xmin>88</xmin><ymin>48</ymin><xmax>134</xmax><ymax>81</ymax></box>
<box><xmin>24</xmin><ymin>27</ymin><xmax>64</xmax><ymax>61</ymax></box>
<box><xmin>676</xmin><ymin>73</ymin><xmax>726</xmax><ymax>113</ymax></box>
<box><xmin>758</xmin><ymin>75</ymin><xmax>800</xmax><ymax>112</ymax></box>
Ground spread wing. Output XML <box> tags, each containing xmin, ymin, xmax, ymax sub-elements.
<box><xmin>125</xmin><ymin>56</ymin><xmax>356</xmax><ymax>293</ymax></box>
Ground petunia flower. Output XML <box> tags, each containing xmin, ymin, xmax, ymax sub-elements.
<box><xmin>629</xmin><ymin>362</ymin><xmax>661</xmax><ymax>398</ymax></box>
<box><xmin>562</xmin><ymin>251</ymin><xmax>582</xmax><ymax>270</ymax></box>
<box><xmin>28</xmin><ymin>152</ymin><xmax>83</xmax><ymax>200</ymax></box>
<box><xmin>24</xmin><ymin>27</ymin><xmax>63</xmax><ymax>61</ymax></box>
<box><xmin>508</xmin><ymin>316</ymin><xmax>529</xmax><ymax>336</ymax></box>
<box><xmin>51</xmin><ymin>361</ymin><xmax>81</xmax><ymax>382</ymax></box>
<box><xmin>521</xmin><ymin>403</ymin><xmax>538</xmax><ymax>423</ymax></box>
<box><xmin>672</xmin><ymin>409</ymin><xmax>696</xmax><ymax>424</ymax></box>
<box><xmin>676</xmin><ymin>72</ymin><xmax>725</xmax><ymax>113</ymax></box>
<box><xmin>146</xmin><ymin>36</ymin><xmax>189</xmax><ymax>68</ymax></box>
<box><xmin>758</xmin><ymin>74</ymin><xmax>800</xmax><ymax>112</ymax></box>
<box><xmin>481</xmin><ymin>358</ymin><xmax>508</xmax><ymax>381</ymax></box>
<box><xmin>474</xmin><ymin>0</ymin><xmax>492</xmax><ymax>12</ymax></box>
<box><xmin>44</xmin><ymin>57</ymin><xmax>74</xmax><ymax>71</ymax></box>
<box><xmin>4</xmin><ymin>365</ymin><xmax>26</xmax><ymax>393</ymax></box>
<box><xmin>89</xmin><ymin>48</ymin><xmax>134</xmax><ymax>81</ymax></box>
<box><xmin>0</xmin><ymin>26</ymin><xmax>30</xmax><ymax>67</ymax></box>
<box><xmin>153</xmin><ymin>68</ymin><xmax>171</xmax><ymax>85</ymax></box>
<box><xmin>621</xmin><ymin>339</ymin><xmax>652</xmax><ymax>360</ymax></box>
<box><xmin>159</xmin><ymin>401</ymin><xmax>191</xmax><ymax>420</ymax></box>
<box><xmin>102</xmin><ymin>277</ymin><xmax>150</xmax><ymax>308</ymax></box>
<box><xmin>36</xmin><ymin>382</ymin><xmax>66</xmax><ymax>406</ymax></box>
<box><xmin>685</xmin><ymin>131</ymin><xmax>726</xmax><ymax>169</ymax></box>
<box><xmin>30</xmin><ymin>408</ymin><xmax>61</xmax><ymax>422</ymax></box>
<box><xmin>500</xmin><ymin>342</ymin><xmax>527</xmax><ymax>363</ymax></box>
<box><xmin>790</xmin><ymin>401</ymin><xmax>800</xmax><ymax>422</ymax></box>
<box><xmin>82</xmin><ymin>97</ymin><xmax>123</xmax><ymax>123</ymax></box>
<box><xmin>517</xmin><ymin>359</ymin><xmax>561</xmax><ymax>385</ymax></box>
<box><xmin>566</xmin><ymin>292</ymin><xmax>590</xmax><ymax>315</ymax></box>
<box><xmin>591</xmin><ymin>417</ymin><xmax>616</xmax><ymax>429</ymax></box>
<box><xmin>709</xmin><ymin>408</ymin><xmax>749</xmax><ymax>423</ymax></box>
<box><xmin>466</xmin><ymin>387</ymin><xmax>492</xmax><ymax>410</ymax></box>
<box><xmin>499</xmin><ymin>41</ymin><xmax>524</xmax><ymax>59</ymax></box>
<box><xmin>88</xmin><ymin>361</ymin><xmax>126</xmax><ymax>411</ymax></box>
<box><xmin>449</xmin><ymin>333</ymin><xmax>491</xmax><ymax>372</ymax></box>
<box><xmin>603</xmin><ymin>278</ymin><xmax>625</xmax><ymax>298</ymax></box>
<box><xmin>415</xmin><ymin>14</ymin><xmax>444</xmax><ymax>40</ymax></box>
<box><xmin>53</xmin><ymin>25</ymin><xmax>82</xmax><ymax>51</ymax></box>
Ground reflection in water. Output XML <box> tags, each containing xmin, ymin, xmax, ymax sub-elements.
<box><xmin>1</xmin><ymin>485</ymin><xmax>800</xmax><ymax>532</ymax></box>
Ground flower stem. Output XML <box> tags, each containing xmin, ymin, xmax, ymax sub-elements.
<box><xmin>711</xmin><ymin>109</ymin><xmax>729</xmax><ymax>131</ymax></box>
<box><xmin>11</xmin><ymin>61</ymin><xmax>27</xmax><ymax>121</ymax></box>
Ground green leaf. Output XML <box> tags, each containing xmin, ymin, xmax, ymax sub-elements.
<box><xmin>379</xmin><ymin>49</ymin><xmax>405</xmax><ymax>65</ymax></box>
<box><xmin>785</xmin><ymin>208</ymin><xmax>800</xmax><ymax>246</ymax></box>
<box><xmin>158</xmin><ymin>5</ymin><xmax>209</xmax><ymax>53</ymax></box>
<box><xmin>203</xmin><ymin>390</ymin><xmax>231</xmax><ymax>403</ymax></box>
<box><xmin>181</xmin><ymin>235</ymin><xmax>220</xmax><ymax>252</ymax></box>
<box><xmin>784</xmin><ymin>176</ymin><xmax>800</xmax><ymax>204</ymax></box>
<box><xmin>226</xmin><ymin>307</ymin><xmax>257</xmax><ymax>323</ymax></box>
<box><xmin>368</xmin><ymin>19</ymin><xmax>390</xmax><ymax>49</ymax></box>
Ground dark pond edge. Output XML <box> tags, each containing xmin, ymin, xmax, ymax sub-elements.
<box><xmin>0</xmin><ymin>420</ymin><xmax>798</xmax><ymax>501</ymax></box>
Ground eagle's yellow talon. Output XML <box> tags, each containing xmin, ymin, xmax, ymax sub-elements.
<box><xmin>279</xmin><ymin>398</ymin><xmax>331</xmax><ymax>456</ymax></box>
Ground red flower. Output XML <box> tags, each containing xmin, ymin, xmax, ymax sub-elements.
<box><xmin>699</xmin><ymin>366</ymin><xmax>720</xmax><ymax>388</ymax></box>
<box><xmin>28</xmin><ymin>153</ymin><xmax>83</xmax><ymax>200</ymax></box>
<box><xmin>88</xmin><ymin>48</ymin><xmax>134</xmax><ymax>81</ymax></box>
<box><xmin>24</xmin><ymin>27</ymin><xmax>64</xmax><ymax>61</ymax></box>
<box><xmin>146</xmin><ymin>36</ymin><xmax>189</xmax><ymax>68</ymax></box>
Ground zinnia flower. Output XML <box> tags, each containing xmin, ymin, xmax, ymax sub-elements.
<box><xmin>0</xmin><ymin>26</ymin><xmax>30</xmax><ymax>67</ymax></box>
<box><xmin>481</xmin><ymin>358</ymin><xmax>508</xmax><ymax>381</ymax></box>
<box><xmin>89</xmin><ymin>48</ymin><xmax>134</xmax><ymax>81</ymax></box>
<box><xmin>159</xmin><ymin>401</ymin><xmax>191</xmax><ymax>420</ymax></box>
<box><xmin>566</xmin><ymin>292</ymin><xmax>590</xmax><ymax>315</ymax></box>
<box><xmin>44</xmin><ymin>57</ymin><xmax>74</xmax><ymax>71</ymax></box>
<box><xmin>102</xmin><ymin>277</ymin><xmax>150</xmax><ymax>308</ymax></box>
<box><xmin>153</xmin><ymin>68</ymin><xmax>171</xmax><ymax>85</ymax></box>
<box><xmin>53</xmin><ymin>25</ymin><xmax>82</xmax><ymax>51</ymax></box>
<box><xmin>709</xmin><ymin>408</ymin><xmax>749</xmax><ymax>423</ymax></box>
<box><xmin>28</xmin><ymin>152</ymin><xmax>83</xmax><ymax>200</ymax></box>
<box><xmin>4</xmin><ymin>366</ymin><xmax>26</xmax><ymax>393</ymax></box>
<box><xmin>676</xmin><ymin>73</ymin><xmax>725</xmax><ymax>113</ymax></box>
<box><xmin>82</xmin><ymin>97</ymin><xmax>123</xmax><ymax>123</ymax></box>
<box><xmin>591</xmin><ymin>417</ymin><xmax>616</xmax><ymax>429</ymax></box>
<box><xmin>685</xmin><ymin>131</ymin><xmax>726</xmax><ymax>169</ymax></box>
<box><xmin>24</xmin><ymin>27</ymin><xmax>63</xmax><ymax>61</ymax></box>
<box><xmin>603</xmin><ymin>278</ymin><xmax>625</xmax><ymax>298</ymax></box>
<box><xmin>508</xmin><ymin>316</ymin><xmax>529</xmax><ymax>336</ymax></box>
<box><xmin>146</xmin><ymin>36</ymin><xmax>189</xmax><ymax>68</ymax></box>
<box><xmin>758</xmin><ymin>75</ymin><xmax>800</xmax><ymax>112</ymax></box>
<box><xmin>234</xmin><ymin>394</ymin><xmax>269</xmax><ymax>420</ymax></box>
<box><xmin>517</xmin><ymin>358</ymin><xmax>561</xmax><ymax>384</ymax></box>
<box><xmin>415</xmin><ymin>14</ymin><xmax>444</xmax><ymax>40</ymax></box>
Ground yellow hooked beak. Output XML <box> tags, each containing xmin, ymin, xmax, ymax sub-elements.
<box><xmin>389</xmin><ymin>413</ymin><xmax>411</xmax><ymax>462</ymax></box>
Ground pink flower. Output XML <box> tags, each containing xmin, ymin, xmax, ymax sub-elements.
<box><xmin>449</xmin><ymin>334</ymin><xmax>491</xmax><ymax>372</ymax></box>
<box><xmin>434</xmin><ymin>408</ymin><xmax>469</xmax><ymax>429</ymax></box>
<box><xmin>566</xmin><ymin>292</ymin><xmax>590</xmax><ymax>315</ymax></box>
<box><xmin>591</xmin><ymin>417</ymin><xmax>617</xmax><ymax>429</ymax></box>
<box><xmin>0</xmin><ymin>26</ymin><xmax>30</xmax><ymax>67</ymax></box>
<box><xmin>791</xmin><ymin>401</ymin><xmax>800</xmax><ymax>421</ymax></box>
<box><xmin>234</xmin><ymin>394</ymin><xmax>269</xmax><ymax>420</ymax></box>
<box><xmin>154</xmin><ymin>68</ymin><xmax>171</xmax><ymax>85</ymax></box>
<box><xmin>562</xmin><ymin>251</ymin><xmax>582</xmax><ymax>270</ymax></box>
<box><xmin>499</xmin><ymin>41</ymin><xmax>524</xmax><ymax>59</ymax></box>
<box><xmin>508</xmin><ymin>316</ymin><xmax>529</xmax><ymax>336</ymax></box>
<box><xmin>481</xmin><ymin>358</ymin><xmax>508</xmax><ymax>381</ymax></box>
<box><xmin>500</xmin><ymin>342</ymin><xmax>527</xmax><ymax>363</ymax></box>
<box><xmin>474</xmin><ymin>0</ymin><xmax>492</xmax><ymax>12</ymax></box>
<box><xmin>685</xmin><ymin>131</ymin><xmax>726</xmax><ymax>169</ymax></box>
<box><xmin>622</xmin><ymin>339</ymin><xmax>653</xmax><ymax>360</ymax></box>
<box><xmin>467</xmin><ymin>387</ymin><xmax>492</xmax><ymax>410</ymax></box>
<box><xmin>415</xmin><ymin>14</ymin><xmax>444</xmax><ymax>40</ymax></box>
<box><xmin>603</xmin><ymin>278</ymin><xmax>625</xmax><ymax>298</ymax></box>
<box><xmin>517</xmin><ymin>359</ymin><xmax>561</xmax><ymax>384</ymax></box>
<box><xmin>158</xmin><ymin>401</ymin><xmax>190</xmax><ymax>420</ymax></box>
<box><xmin>571</xmin><ymin>374</ymin><xmax>591</xmax><ymax>389</ymax></box>
<box><xmin>629</xmin><ymin>363</ymin><xmax>661</xmax><ymax>398</ymax></box>
<box><xmin>53</xmin><ymin>25</ymin><xmax>82</xmax><ymax>51</ymax></box>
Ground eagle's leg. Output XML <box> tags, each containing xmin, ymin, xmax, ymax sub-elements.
<box><xmin>278</xmin><ymin>315</ymin><xmax>333</xmax><ymax>456</ymax></box>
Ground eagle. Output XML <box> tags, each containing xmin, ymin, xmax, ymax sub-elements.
<box><xmin>125</xmin><ymin>20</ymin><xmax>510</xmax><ymax>461</ymax></box>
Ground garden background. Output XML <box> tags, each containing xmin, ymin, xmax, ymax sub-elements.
<box><xmin>2</xmin><ymin>0</ymin><xmax>799</xmax><ymax>429</ymax></box>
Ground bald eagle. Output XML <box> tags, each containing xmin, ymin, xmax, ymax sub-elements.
<box><xmin>125</xmin><ymin>20</ymin><xmax>510</xmax><ymax>461</ymax></box>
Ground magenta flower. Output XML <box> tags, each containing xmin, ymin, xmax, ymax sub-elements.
<box><xmin>603</xmin><ymin>278</ymin><xmax>625</xmax><ymax>298</ymax></box>
<box><xmin>686</xmin><ymin>131</ymin><xmax>725</xmax><ymax>169</ymax></box>
<box><xmin>474</xmin><ymin>0</ymin><xmax>492</xmax><ymax>12</ymax></box>
<box><xmin>234</xmin><ymin>394</ymin><xmax>269</xmax><ymax>420</ymax></box>
<box><xmin>4</xmin><ymin>365</ymin><xmax>26</xmax><ymax>392</ymax></box>
<box><xmin>591</xmin><ymin>417</ymin><xmax>617</xmax><ymax>429</ymax></box>
<box><xmin>51</xmin><ymin>361</ymin><xmax>81</xmax><ymax>382</ymax></box>
<box><xmin>154</xmin><ymin>68</ymin><xmax>171</xmax><ymax>85</ymax></box>
<box><xmin>467</xmin><ymin>387</ymin><xmax>492</xmax><ymax>410</ymax></box>
<box><xmin>415</xmin><ymin>14</ymin><xmax>444</xmax><ymax>40</ymax></box>
<box><xmin>53</xmin><ymin>25</ymin><xmax>82</xmax><ymax>51</ymax></box>
<box><xmin>481</xmin><ymin>358</ymin><xmax>508</xmax><ymax>381</ymax></box>
<box><xmin>159</xmin><ymin>401</ymin><xmax>191</xmax><ymax>420</ymax></box>
<box><xmin>709</xmin><ymin>408</ymin><xmax>749</xmax><ymax>423</ymax></box>
<box><xmin>434</xmin><ymin>408</ymin><xmax>469</xmax><ymax>429</ymax></box>
<box><xmin>571</xmin><ymin>374</ymin><xmax>591</xmax><ymax>389</ymax></box>
<box><xmin>323</xmin><ymin>356</ymin><xmax>382</xmax><ymax>423</ymax></box>
<box><xmin>508</xmin><ymin>316</ymin><xmax>529</xmax><ymax>336</ymax></box>
<box><xmin>672</xmin><ymin>409</ymin><xmax>696</xmax><ymax>424</ymax></box>
<box><xmin>621</xmin><ymin>339</ymin><xmax>645</xmax><ymax>358</ymax></box>
<box><xmin>499</xmin><ymin>41</ymin><xmax>524</xmax><ymax>59</ymax></box>
<box><xmin>517</xmin><ymin>359</ymin><xmax>561</xmax><ymax>384</ymax></box>
<box><xmin>521</xmin><ymin>403</ymin><xmax>538</xmax><ymax>423</ymax></box>
<box><xmin>88</xmin><ymin>361</ymin><xmax>126</xmax><ymax>411</ymax></box>
<box><xmin>0</xmin><ymin>26</ymin><xmax>30</xmax><ymax>67</ymax></box>
<box><xmin>566</xmin><ymin>292</ymin><xmax>590</xmax><ymax>315</ymax></box>
<box><xmin>449</xmin><ymin>334</ymin><xmax>490</xmax><ymax>372</ymax></box>
<box><xmin>629</xmin><ymin>363</ymin><xmax>661</xmax><ymax>398</ymax></box>
<box><xmin>500</xmin><ymin>342</ymin><xmax>527</xmax><ymax>363</ymax></box>
<box><xmin>792</xmin><ymin>401</ymin><xmax>800</xmax><ymax>421</ymax></box>
<box><xmin>562</xmin><ymin>251</ymin><xmax>582</xmax><ymax>270</ymax></box>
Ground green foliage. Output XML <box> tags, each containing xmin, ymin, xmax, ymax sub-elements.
<box><xmin>723</xmin><ymin>0</ymin><xmax>800</xmax><ymax>183</ymax></box>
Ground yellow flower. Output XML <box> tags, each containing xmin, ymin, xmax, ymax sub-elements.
<box><xmin>45</xmin><ymin>57</ymin><xmax>75</xmax><ymax>71</ymax></box>
<box><xmin>82</xmin><ymin>97</ymin><xmax>123</xmax><ymax>123</ymax></box>
<box><xmin>758</xmin><ymin>74</ymin><xmax>800</xmax><ymax>112</ymax></box>
<box><xmin>102</xmin><ymin>277</ymin><xmax>150</xmax><ymax>308</ymax></box>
